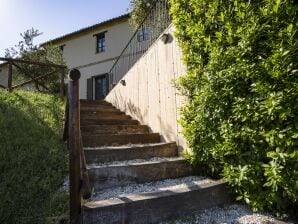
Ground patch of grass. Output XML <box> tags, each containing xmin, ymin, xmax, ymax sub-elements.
<box><xmin>0</xmin><ymin>90</ymin><xmax>68</xmax><ymax>224</ymax></box>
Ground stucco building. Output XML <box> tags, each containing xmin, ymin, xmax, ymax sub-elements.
<box><xmin>43</xmin><ymin>14</ymin><xmax>134</xmax><ymax>99</ymax></box>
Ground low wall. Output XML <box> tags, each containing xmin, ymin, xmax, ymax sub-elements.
<box><xmin>106</xmin><ymin>25</ymin><xmax>187</xmax><ymax>151</ymax></box>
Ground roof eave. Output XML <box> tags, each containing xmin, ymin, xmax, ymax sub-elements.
<box><xmin>41</xmin><ymin>13</ymin><xmax>130</xmax><ymax>46</ymax></box>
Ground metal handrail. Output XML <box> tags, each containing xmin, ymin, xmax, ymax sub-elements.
<box><xmin>108</xmin><ymin>0</ymin><xmax>159</xmax><ymax>74</ymax></box>
<box><xmin>108</xmin><ymin>0</ymin><xmax>171</xmax><ymax>89</ymax></box>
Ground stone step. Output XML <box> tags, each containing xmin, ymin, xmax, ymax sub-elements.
<box><xmin>82</xmin><ymin>133</ymin><xmax>160</xmax><ymax>147</ymax></box>
<box><xmin>87</xmin><ymin>157</ymin><xmax>192</xmax><ymax>190</ymax></box>
<box><xmin>84</xmin><ymin>142</ymin><xmax>178</xmax><ymax>163</ymax></box>
<box><xmin>83</xmin><ymin>178</ymin><xmax>231</xmax><ymax>224</ymax></box>
<box><xmin>81</xmin><ymin>118</ymin><xmax>139</xmax><ymax>126</ymax></box>
<box><xmin>81</xmin><ymin>125</ymin><xmax>149</xmax><ymax>135</ymax></box>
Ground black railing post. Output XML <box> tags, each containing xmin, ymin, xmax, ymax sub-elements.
<box><xmin>68</xmin><ymin>69</ymin><xmax>81</xmax><ymax>224</ymax></box>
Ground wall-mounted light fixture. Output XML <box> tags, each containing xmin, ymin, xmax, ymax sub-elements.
<box><xmin>120</xmin><ymin>79</ymin><xmax>126</xmax><ymax>86</ymax></box>
<box><xmin>161</xmin><ymin>33</ymin><xmax>170</xmax><ymax>44</ymax></box>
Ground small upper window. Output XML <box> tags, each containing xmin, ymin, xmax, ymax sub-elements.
<box><xmin>60</xmin><ymin>45</ymin><xmax>65</xmax><ymax>52</ymax></box>
<box><xmin>95</xmin><ymin>32</ymin><xmax>106</xmax><ymax>53</ymax></box>
<box><xmin>137</xmin><ymin>27</ymin><xmax>149</xmax><ymax>42</ymax></box>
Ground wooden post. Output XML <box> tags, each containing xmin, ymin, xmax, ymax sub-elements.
<box><xmin>68</xmin><ymin>69</ymin><xmax>81</xmax><ymax>224</ymax></box>
<box><xmin>79</xmin><ymin>134</ymin><xmax>92</xmax><ymax>200</ymax></box>
<box><xmin>8</xmin><ymin>61</ymin><xmax>12</xmax><ymax>92</ymax></box>
<box><xmin>60</xmin><ymin>68</ymin><xmax>65</xmax><ymax>97</ymax></box>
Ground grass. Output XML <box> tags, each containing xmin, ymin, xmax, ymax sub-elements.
<box><xmin>0</xmin><ymin>90</ymin><xmax>68</xmax><ymax>224</ymax></box>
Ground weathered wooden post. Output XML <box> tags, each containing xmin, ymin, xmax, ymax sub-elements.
<box><xmin>68</xmin><ymin>69</ymin><xmax>81</xmax><ymax>224</ymax></box>
<box><xmin>8</xmin><ymin>61</ymin><xmax>13</xmax><ymax>92</ymax></box>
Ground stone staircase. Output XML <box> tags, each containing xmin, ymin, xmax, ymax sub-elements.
<box><xmin>80</xmin><ymin>100</ymin><xmax>231</xmax><ymax>224</ymax></box>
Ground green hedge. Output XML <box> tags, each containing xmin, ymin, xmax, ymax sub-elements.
<box><xmin>0</xmin><ymin>91</ymin><xmax>68</xmax><ymax>223</ymax></box>
<box><xmin>170</xmin><ymin>0</ymin><xmax>298</xmax><ymax>216</ymax></box>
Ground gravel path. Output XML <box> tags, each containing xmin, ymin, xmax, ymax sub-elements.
<box><xmin>91</xmin><ymin>176</ymin><xmax>213</xmax><ymax>201</ymax></box>
<box><xmin>159</xmin><ymin>204</ymin><xmax>293</xmax><ymax>224</ymax></box>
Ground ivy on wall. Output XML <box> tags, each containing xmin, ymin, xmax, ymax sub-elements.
<box><xmin>170</xmin><ymin>0</ymin><xmax>298</xmax><ymax>216</ymax></box>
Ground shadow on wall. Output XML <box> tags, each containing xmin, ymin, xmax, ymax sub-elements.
<box><xmin>110</xmin><ymin>92</ymin><xmax>148</xmax><ymax>125</ymax></box>
<box><xmin>109</xmin><ymin>90</ymin><xmax>178</xmax><ymax>144</ymax></box>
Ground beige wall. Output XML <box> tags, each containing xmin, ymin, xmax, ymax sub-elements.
<box><xmin>106</xmin><ymin>25</ymin><xmax>188</xmax><ymax>151</ymax></box>
<box><xmin>0</xmin><ymin>64</ymin><xmax>8</xmax><ymax>88</ymax></box>
<box><xmin>56</xmin><ymin>19</ymin><xmax>134</xmax><ymax>99</ymax></box>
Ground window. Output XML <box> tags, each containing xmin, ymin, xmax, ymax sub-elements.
<box><xmin>60</xmin><ymin>45</ymin><xmax>65</xmax><ymax>52</ymax></box>
<box><xmin>137</xmin><ymin>27</ymin><xmax>149</xmax><ymax>42</ymax></box>
<box><xmin>95</xmin><ymin>32</ymin><xmax>106</xmax><ymax>53</ymax></box>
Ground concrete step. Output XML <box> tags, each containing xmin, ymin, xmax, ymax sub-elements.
<box><xmin>84</xmin><ymin>142</ymin><xmax>178</xmax><ymax>163</ymax></box>
<box><xmin>81</xmin><ymin>118</ymin><xmax>139</xmax><ymax>126</ymax></box>
<box><xmin>81</xmin><ymin>125</ymin><xmax>149</xmax><ymax>135</ymax></box>
<box><xmin>82</xmin><ymin>133</ymin><xmax>160</xmax><ymax>147</ymax></box>
<box><xmin>83</xmin><ymin>178</ymin><xmax>231</xmax><ymax>224</ymax></box>
<box><xmin>87</xmin><ymin>157</ymin><xmax>192</xmax><ymax>190</ymax></box>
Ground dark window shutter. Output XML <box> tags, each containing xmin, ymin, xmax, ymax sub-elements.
<box><xmin>87</xmin><ymin>78</ymin><xmax>93</xmax><ymax>100</ymax></box>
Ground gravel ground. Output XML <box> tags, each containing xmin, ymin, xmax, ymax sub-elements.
<box><xmin>88</xmin><ymin>156</ymin><xmax>185</xmax><ymax>168</ymax></box>
<box><xmin>159</xmin><ymin>204</ymin><xmax>293</xmax><ymax>224</ymax></box>
<box><xmin>91</xmin><ymin>176</ymin><xmax>213</xmax><ymax>201</ymax></box>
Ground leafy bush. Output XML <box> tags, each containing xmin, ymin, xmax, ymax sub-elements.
<box><xmin>0</xmin><ymin>90</ymin><xmax>68</xmax><ymax>223</ymax></box>
<box><xmin>129</xmin><ymin>0</ymin><xmax>153</xmax><ymax>27</ymax></box>
<box><xmin>5</xmin><ymin>28</ymin><xmax>66</xmax><ymax>94</ymax></box>
<box><xmin>170</xmin><ymin>0</ymin><xmax>298</xmax><ymax>216</ymax></box>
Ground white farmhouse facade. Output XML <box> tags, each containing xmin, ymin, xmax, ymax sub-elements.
<box><xmin>43</xmin><ymin>14</ymin><xmax>134</xmax><ymax>99</ymax></box>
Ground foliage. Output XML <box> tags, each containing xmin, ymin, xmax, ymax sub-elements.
<box><xmin>0</xmin><ymin>90</ymin><xmax>68</xmax><ymax>223</ymax></box>
<box><xmin>170</xmin><ymin>0</ymin><xmax>298</xmax><ymax>216</ymax></box>
<box><xmin>5</xmin><ymin>28</ymin><xmax>66</xmax><ymax>93</ymax></box>
<box><xmin>129</xmin><ymin>0</ymin><xmax>153</xmax><ymax>27</ymax></box>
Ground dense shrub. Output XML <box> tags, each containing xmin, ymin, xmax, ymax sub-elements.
<box><xmin>170</xmin><ymin>0</ymin><xmax>298</xmax><ymax>216</ymax></box>
<box><xmin>0</xmin><ymin>91</ymin><xmax>68</xmax><ymax>223</ymax></box>
<box><xmin>5</xmin><ymin>28</ymin><xmax>66</xmax><ymax>94</ymax></box>
<box><xmin>129</xmin><ymin>0</ymin><xmax>153</xmax><ymax>27</ymax></box>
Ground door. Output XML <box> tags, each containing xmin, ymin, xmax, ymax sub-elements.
<box><xmin>87</xmin><ymin>78</ymin><xmax>93</xmax><ymax>100</ymax></box>
<box><xmin>94</xmin><ymin>75</ymin><xmax>108</xmax><ymax>100</ymax></box>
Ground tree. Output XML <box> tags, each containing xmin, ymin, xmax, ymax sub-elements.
<box><xmin>129</xmin><ymin>0</ymin><xmax>153</xmax><ymax>27</ymax></box>
<box><xmin>5</xmin><ymin>28</ymin><xmax>66</xmax><ymax>93</ymax></box>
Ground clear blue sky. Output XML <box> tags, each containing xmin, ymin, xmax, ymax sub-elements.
<box><xmin>0</xmin><ymin>0</ymin><xmax>131</xmax><ymax>57</ymax></box>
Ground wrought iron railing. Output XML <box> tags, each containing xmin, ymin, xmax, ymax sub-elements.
<box><xmin>108</xmin><ymin>0</ymin><xmax>171</xmax><ymax>89</ymax></box>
